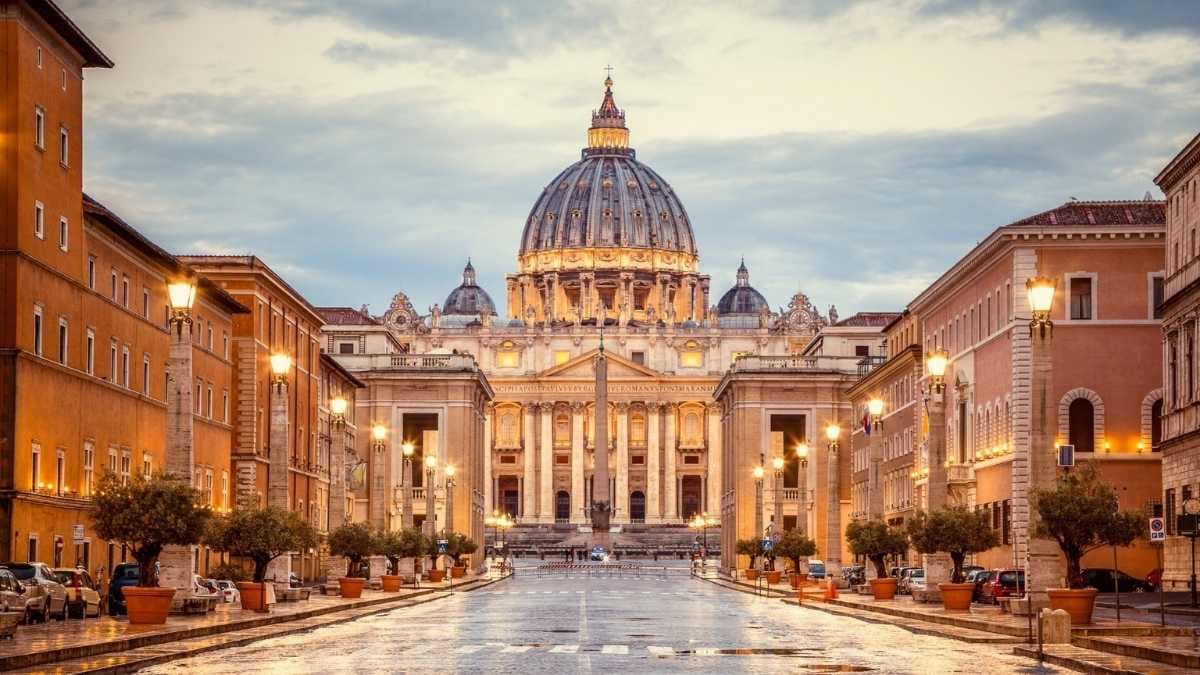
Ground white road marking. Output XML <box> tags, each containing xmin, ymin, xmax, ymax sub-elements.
<box><xmin>694</xmin><ymin>648</ymin><xmax>718</xmax><ymax>656</ymax></box>
<box><xmin>601</xmin><ymin>645</ymin><xmax>628</xmax><ymax>655</ymax></box>
<box><xmin>549</xmin><ymin>645</ymin><xmax>580</xmax><ymax>653</ymax></box>
<box><xmin>646</xmin><ymin>646</ymin><xmax>675</xmax><ymax>656</ymax></box>
<box><xmin>454</xmin><ymin>645</ymin><xmax>486</xmax><ymax>654</ymax></box>
<box><xmin>501</xmin><ymin>645</ymin><xmax>533</xmax><ymax>653</ymax></box>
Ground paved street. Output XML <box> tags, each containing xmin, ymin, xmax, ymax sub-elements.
<box><xmin>143</xmin><ymin>568</ymin><xmax>1065</xmax><ymax>674</ymax></box>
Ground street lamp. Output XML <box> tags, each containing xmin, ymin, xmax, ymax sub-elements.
<box><xmin>926</xmin><ymin>348</ymin><xmax>949</xmax><ymax>395</ymax></box>
<box><xmin>753</xmin><ymin>464</ymin><xmax>765</xmax><ymax>546</ymax></box>
<box><xmin>371</xmin><ymin>424</ymin><xmax>387</xmax><ymax>452</ymax></box>
<box><xmin>444</xmin><ymin>464</ymin><xmax>456</xmax><ymax>535</ymax></box>
<box><xmin>868</xmin><ymin>397</ymin><xmax>884</xmax><ymax>426</ymax></box>
<box><xmin>330</xmin><ymin>396</ymin><xmax>348</xmax><ymax>426</ymax></box>
<box><xmin>269</xmin><ymin>352</ymin><xmax>291</xmax><ymax>391</ymax></box>
<box><xmin>166</xmin><ymin>279</ymin><xmax>197</xmax><ymax>336</ymax></box>
<box><xmin>688</xmin><ymin>513</ymin><xmax>719</xmax><ymax>571</ymax></box>
<box><xmin>795</xmin><ymin>443</ymin><xmax>809</xmax><ymax>468</ymax></box>
<box><xmin>424</xmin><ymin>454</ymin><xmax>437</xmax><ymax>537</ymax></box>
<box><xmin>400</xmin><ymin>441</ymin><xmax>414</xmax><ymax>530</ymax></box>
<box><xmin>1026</xmin><ymin>275</ymin><xmax>1056</xmax><ymax>338</ymax></box>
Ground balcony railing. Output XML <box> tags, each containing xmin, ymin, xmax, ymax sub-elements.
<box><xmin>947</xmin><ymin>464</ymin><xmax>974</xmax><ymax>484</ymax></box>
<box><xmin>781</xmin><ymin>488</ymin><xmax>801</xmax><ymax>501</ymax></box>
<box><xmin>411</xmin><ymin>488</ymin><xmax>426</xmax><ymax>501</ymax></box>
<box><xmin>333</xmin><ymin>352</ymin><xmax>481</xmax><ymax>372</ymax></box>
<box><xmin>730</xmin><ymin>354</ymin><xmax>866</xmax><ymax>374</ymax></box>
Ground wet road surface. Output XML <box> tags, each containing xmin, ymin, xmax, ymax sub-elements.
<box><xmin>142</xmin><ymin>568</ymin><xmax>1065</xmax><ymax>674</ymax></box>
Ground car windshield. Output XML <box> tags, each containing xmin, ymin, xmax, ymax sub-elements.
<box><xmin>120</xmin><ymin>566</ymin><xmax>139</xmax><ymax>579</ymax></box>
<box><xmin>52</xmin><ymin>571</ymin><xmax>75</xmax><ymax>584</ymax></box>
<box><xmin>6</xmin><ymin>565</ymin><xmax>35</xmax><ymax>580</ymax></box>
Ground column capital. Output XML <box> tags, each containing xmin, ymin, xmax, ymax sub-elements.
<box><xmin>615</xmin><ymin>401</ymin><xmax>630</xmax><ymax>413</ymax></box>
<box><xmin>570</xmin><ymin>401</ymin><xmax>587</xmax><ymax>413</ymax></box>
<box><xmin>645</xmin><ymin>401</ymin><xmax>663</xmax><ymax>412</ymax></box>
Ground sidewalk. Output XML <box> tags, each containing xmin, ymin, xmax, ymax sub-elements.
<box><xmin>0</xmin><ymin>573</ymin><xmax>504</xmax><ymax>673</ymax></box>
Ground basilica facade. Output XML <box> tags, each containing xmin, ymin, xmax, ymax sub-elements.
<box><xmin>320</xmin><ymin>77</ymin><xmax>870</xmax><ymax>533</ymax></box>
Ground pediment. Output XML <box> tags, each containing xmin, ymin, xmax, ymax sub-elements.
<box><xmin>537</xmin><ymin>349</ymin><xmax>661</xmax><ymax>380</ymax></box>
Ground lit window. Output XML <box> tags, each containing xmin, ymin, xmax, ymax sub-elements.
<box><xmin>497</xmin><ymin>341</ymin><xmax>520</xmax><ymax>368</ymax></box>
<box><xmin>34</xmin><ymin>201</ymin><xmax>44</xmax><ymax>239</ymax></box>
<box><xmin>679</xmin><ymin>341</ymin><xmax>703</xmax><ymax>368</ymax></box>
<box><xmin>554</xmin><ymin>350</ymin><xmax>570</xmax><ymax>365</ymax></box>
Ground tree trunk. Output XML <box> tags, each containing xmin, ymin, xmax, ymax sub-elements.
<box><xmin>870</xmin><ymin>555</ymin><xmax>887</xmax><ymax>579</ymax></box>
<box><xmin>136</xmin><ymin>549</ymin><xmax>160</xmax><ymax>587</ymax></box>
<box><xmin>253</xmin><ymin>557</ymin><xmax>270</xmax><ymax>583</ymax></box>
<box><xmin>950</xmin><ymin>552</ymin><xmax>965</xmax><ymax>583</ymax></box>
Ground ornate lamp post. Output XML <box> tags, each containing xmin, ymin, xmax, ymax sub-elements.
<box><xmin>328</xmin><ymin>396</ymin><xmax>348</xmax><ymax>527</ymax></box>
<box><xmin>825</xmin><ymin>423</ymin><xmax>842</xmax><ymax>578</ymax></box>
<box><xmin>753</xmin><ymin>465</ymin><xmax>765</xmax><ymax>545</ymax></box>
<box><xmin>772</xmin><ymin>456</ymin><xmax>785</xmax><ymax>534</ymax></box>
<box><xmin>1023</xmin><ymin>274</ymin><xmax>1062</xmax><ymax>607</ymax></box>
<box><xmin>400</xmin><ymin>441</ymin><xmax>414</xmax><ymax>529</ymax></box>
<box><xmin>796</xmin><ymin>442</ymin><xmax>809</xmax><ymax>536</ymax></box>
<box><xmin>160</xmin><ymin>278</ymin><xmax>197</xmax><ymax>596</ymax></box>
<box><xmin>923</xmin><ymin>347</ymin><xmax>953</xmax><ymax>596</ymax></box>
<box><xmin>444</xmin><ymin>464</ymin><xmax>456</xmax><ymax>535</ymax></box>
<box><xmin>867</xmin><ymin>397</ymin><xmax>885</xmax><ymax>521</ymax></box>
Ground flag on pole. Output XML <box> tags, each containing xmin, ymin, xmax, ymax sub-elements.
<box><xmin>861</xmin><ymin>411</ymin><xmax>871</xmax><ymax>436</ymax></box>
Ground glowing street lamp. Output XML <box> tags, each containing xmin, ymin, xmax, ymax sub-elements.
<box><xmin>795</xmin><ymin>443</ymin><xmax>809</xmax><ymax>468</ymax></box>
<box><xmin>1026</xmin><ymin>275</ymin><xmax>1057</xmax><ymax>337</ymax></box>
<box><xmin>330</xmin><ymin>395</ymin><xmax>348</xmax><ymax>426</ymax></box>
<box><xmin>926</xmin><ymin>348</ymin><xmax>949</xmax><ymax>394</ymax></box>
<box><xmin>166</xmin><ymin>279</ymin><xmax>197</xmax><ymax>336</ymax></box>
<box><xmin>371</xmin><ymin>424</ymin><xmax>387</xmax><ymax>451</ymax></box>
<box><xmin>269</xmin><ymin>352</ymin><xmax>291</xmax><ymax>390</ymax></box>
<box><xmin>868</xmin><ymin>397</ymin><xmax>884</xmax><ymax>424</ymax></box>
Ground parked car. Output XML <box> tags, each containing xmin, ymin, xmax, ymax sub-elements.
<box><xmin>107</xmin><ymin>563</ymin><xmax>141</xmax><ymax>616</ymax></box>
<box><xmin>3</xmin><ymin>563</ymin><xmax>68</xmax><ymax>622</ymax></box>
<box><xmin>590</xmin><ymin>546</ymin><xmax>607</xmax><ymax>562</ymax></box>
<box><xmin>51</xmin><ymin>568</ymin><xmax>101</xmax><ymax>618</ymax></box>
<box><xmin>907</xmin><ymin>569</ymin><xmax>927</xmax><ymax>593</ymax></box>
<box><xmin>0</xmin><ymin>569</ymin><xmax>27</xmax><ymax>614</ymax></box>
<box><xmin>1146</xmin><ymin>568</ymin><xmax>1163</xmax><ymax>590</ymax></box>
<box><xmin>213</xmin><ymin>580</ymin><xmax>240</xmax><ymax>604</ymax></box>
<box><xmin>961</xmin><ymin>565</ymin><xmax>985</xmax><ymax>581</ymax></box>
<box><xmin>1078</xmin><ymin>568</ymin><xmax>1154</xmax><ymax>593</ymax></box>
<box><xmin>807</xmin><ymin>559</ymin><xmax>827</xmax><ymax>580</ymax></box>
<box><xmin>288</xmin><ymin>572</ymin><xmax>303</xmax><ymax>589</ymax></box>
<box><xmin>193</xmin><ymin>575</ymin><xmax>219</xmax><ymax>596</ymax></box>
<box><xmin>978</xmin><ymin>569</ymin><xmax>1025</xmax><ymax>604</ymax></box>
<box><xmin>841</xmin><ymin>565</ymin><xmax>866</xmax><ymax>586</ymax></box>
<box><xmin>898</xmin><ymin>568</ymin><xmax>924</xmax><ymax>594</ymax></box>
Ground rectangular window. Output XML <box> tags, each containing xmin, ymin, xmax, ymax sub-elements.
<box><xmin>221</xmin><ymin>472</ymin><xmax>229</xmax><ymax>509</ymax></box>
<box><xmin>120</xmin><ymin>450</ymin><xmax>131</xmax><ymax>485</ymax></box>
<box><xmin>222</xmin><ymin>390</ymin><xmax>229</xmax><ymax>423</ymax></box>
<box><xmin>33</xmin><ymin>306</ymin><xmax>43</xmax><ymax>356</ymax></box>
<box><xmin>222</xmin><ymin>333</ymin><xmax>229</xmax><ymax>360</ymax></box>
<box><xmin>122</xmin><ymin>276</ymin><xmax>129</xmax><ymax>307</ymax></box>
<box><xmin>208</xmin><ymin>326</ymin><xmax>214</xmax><ymax>351</ymax></box>
<box><xmin>338</xmin><ymin>342</ymin><xmax>355</xmax><ymax>354</ymax></box>
<box><xmin>855</xmin><ymin>345</ymin><xmax>870</xmax><ymax>357</ymax></box>
<box><xmin>207</xmin><ymin>386</ymin><xmax>214</xmax><ymax>419</ymax></box>
<box><xmin>58</xmin><ymin>217</ymin><xmax>68</xmax><ymax>251</ymax></box>
<box><xmin>1152</xmin><ymin>274</ymin><xmax>1165</xmax><ymax>320</ymax></box>
<box><xmin>142</xmin><ymin>355</ymin><xmax>150</xmax><ymax>396</ymax></box>
<box><xmin>34</xmin><ymin>201</ymin><xmax>44</xmax><ymax>239</ymax></box>
<box><xmin>109</xmin><ymin>340</ymin><xmax>117</xmax><ymax>382</ymax></box>
<box><xmin>110</xmin><ymin>270</ymin><xmax>117</xmax><ymax>300</ymax></box>
<box><xmin>85</xmin><ymin>329</ymin><xmax>94</xmax><ymax>375</ymax></box>
<box><xmin>142</xmin><ymin>288</ymin><xmax>150</xmax><ymax>318</ymax></box>
<box><xmin>36</xmin><ymin>46</ymin><xmax>42</xmax><ymax>67</ymax></box>
<box><xmin>83</xmin><ymin>441</ymin><xmax>94</xmax><ymax>496</ymax></box>
<box><xmin>31</xmin><ymin>443</ymin><xmax>41</xmax><ymax>491</ymax></box>
<box><xmin>142</xmin><ymin>453</ymin><xmax>151</xmax><ymax>478</ymax></box>
<box><xmin>59</xmin><ymin>126</ymin><xmax>68</xmax><ymax>166</ymax></box>
<box><xmin>87</xmin><ymin>256</ymin><xmax>96</xmax><ymax>289</ymax></box>
<box><xmin>57</xmin><ymin>317</ymin><xmax>67</xmax><ymax>365</ymax></box>
<box><xmin>121</xmin><ymin>346</ymin><xmax>130</xmax><ymax>387</ymax></box>
<box><xmin>34</xmin><ymin>107</ymin><xmax>45</xmax><ymax>149</ymax></box>
<box><xmin>56</xmin><ymin>449</ymin><xmax>65</xmax><ymax>496</ymax></box>
<box><xmin>1069</xmin><ymin>276</ymin><xmax>1093</xmax><ymax>320</ymax></box>
<box><xmin>1166</xmin><ymin>488</ymin><xmax>1177</xmax><ymax>534</ymax></box>
<box><xmin>107</xmin><ymin>447</ymin><xmax>117</xmax><ymax>476</ymax></box>
<box><xmin>195</xmin><ymin>380</ymin><xmax>202</xmax><ymax>414</ymax></box>
<box><xmin>630</xmin><ymin>351</ymin><xmax>645</xmax><ymax>365</ymax></box>
<box><xmin>28</xmin><ymin>537</ymin><xmax>37</xmax><ymax>564</ymax></box>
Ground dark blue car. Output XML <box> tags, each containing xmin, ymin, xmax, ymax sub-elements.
<box><xmin>107</xmin><ymin>563</ymin><xmax>140</xmax><ymax>616</ymax></box>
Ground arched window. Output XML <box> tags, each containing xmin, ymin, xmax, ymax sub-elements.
<box><xmin>554</xmin><ymin>491</ymin><xmax>570</xmax><ymax>523</ymax></box>
<box><xmin>1068</xmin><ymin>398</ymin><xmax>1095</xmax><ymax>453</ymax></box>
<box><xmin>1151</xmin><ymin>399</ymin><xmax>1163</xmax><ymax>450</ymax></box>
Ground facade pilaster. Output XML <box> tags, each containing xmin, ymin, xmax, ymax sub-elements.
<box><xmin>615</xmin><ymin>402</ymin><xmax>629</xmax><ymax>523</ymax></box>
<box><xmin>539</xmin><ymin>402</ymin><xmax>555</xmax><ymax>523</ymax></box>
<box><xmin>522</xmin><ymin>403</ymin><xmax>536</xmax><ymax>521</ymax></box>
<box><xmin>483</xmin><ymin>404</ymin><xmax>493</xmax><ymax>513</ymax></box>
<box><xmin>706</xmin><ymin>404</ymin><xmax>722</xmax><ymax>515</ymax></box>
<box><xmin>664</xmin><ymin>404</ymin><xmax>678</xmax><ymax>521</ymax></box>
<box><xmin>646</xmin><ymin>403</ymin><xmax>661</xmax><ymax>523</ymax></box>
<box><xmin>571</xmin><ymin>403</ymin><xmax>585</xmax><ymax>523</ymax></box>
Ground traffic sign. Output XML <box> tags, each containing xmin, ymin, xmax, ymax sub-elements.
<box><xmin>761</xmin><ymin>538</ymin><xmax>773</xmax><ymax>552</ymax></box>
<box><xmin>436</xmin><ymin>539</ymin><xmax>449</xmax><ymax>554</ymax></box>
<box><xmin>1149</xmin><ymin>517</ymin><xmax>1165</xmax><ymax>542</ymax></box>
<box><xmin>72</xmin><ymin>524</ymin><xmax>85</xmax><ymax>543</ymax></box>
<box><xmin>771</xmin><ymin>530</ymin><xmax>783</xmax><ymax>543</ymax></box>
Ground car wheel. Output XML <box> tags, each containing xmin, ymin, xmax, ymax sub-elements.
<box><xmin>37</xmin><ymin>604</ymin><xmax>48</xmax><ymax>624</ymax></box>
<box><xmin>56</xmin><ymin>600</ymin><xmax>67</xmax><ymax>621</ymax></box>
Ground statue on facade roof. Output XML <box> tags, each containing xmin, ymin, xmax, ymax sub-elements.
<box><xmin>828</xmin><ymin>304</ymin><xmax>839</xmax><ymax>325</ymax></box>
<box><xmin>429</xmin><ymin>303</ymin><xmax>442</xmax><ymax>329</ymax></box>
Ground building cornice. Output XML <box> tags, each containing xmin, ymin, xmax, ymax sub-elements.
<box><xmin>846</xmin><ymin>345</ymin><xmax>920</xmax><ymax>399</ymax></box>
<box><xmin>1154</xmin><ymin>132</ymin><xmax>1200</xmax><ymax>190</ymax></box>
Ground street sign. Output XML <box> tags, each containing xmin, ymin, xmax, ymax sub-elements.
<box><xmin>1149</xmin><ymin>517</ymin><xmax>1165</xmax><ymax>542</ymax></box>
<box><xmin>72</xmin><ymin>524</ymin><xmax>85</xmax><ymax>543</ymax></box>
<box><xmin>761</xmin><ymin>538</ymin><xmax>773</xmax><ymax>552</ymax></box>
<box><xmin>436</xmin><ymin>539</ymin><xmax>449</xmax><ymax>554</ymax></box>
<box><xmin>771</xmin><ymin>531</ymin><xmax>783</xmax><ymax>543</ymax></box>
<box><xmin>1057</xmin><ymin>445</ymin><xmax>1075</xmax><ymax>468</ymax></box>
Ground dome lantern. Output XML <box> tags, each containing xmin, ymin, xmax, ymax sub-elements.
<box><xmin>587</xmin><ymin>72</ymin><xmax>629</xmax><ymax>152</ymax></box>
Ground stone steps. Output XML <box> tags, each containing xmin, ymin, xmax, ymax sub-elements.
<box><xmin>1072</xmin><ymin>635</ymin><xmax>1200</xmax><ymax>670</ymax></box>
<box><xmin>1013</xmin><ymin>644</ymin><xmax>1198</xmax><ymax>675</ymax></box>
<box><xmin>787</xmin><ymin>598</ymin><xmax>1025</xmax><ymax>645</ymax></box>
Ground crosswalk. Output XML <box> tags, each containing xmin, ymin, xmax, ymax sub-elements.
<box><xmin>403</xmin><ymin>643</ymin><xmax>724</xmax><ymax>658</ymax></box>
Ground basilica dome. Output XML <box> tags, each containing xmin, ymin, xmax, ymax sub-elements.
<box><xmin>518</xmin><ymin>77</ymin><xmax>696</xmax><ymax>258</ymax></box>
<box><xmin>442</xmin><ymin>260</ymin><xmax>496</xmax><ymax>316</ymax></box>
<box><xmin>717</xmin><ymin>259</ymin><xmax>769</xmax><ymax>315</ymax></box>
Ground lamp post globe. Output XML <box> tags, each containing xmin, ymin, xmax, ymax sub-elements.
<box><xmin>166</xmin><ymin>279</ymin><xmax>197</xmax><ymax>335</ymax></box>
<box><xmin>925</xmin><ymin>348</ymin><xmax>949</xmax><ymax>394</ymax></box>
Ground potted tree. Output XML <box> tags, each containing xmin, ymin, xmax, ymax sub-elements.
<box><xmin>1034</xmin><ymin>463</ymin><xmax>1143</xmax><ymax>625</ymax></box>
<box><xmin>735</xmin><ymin>539</ymin><xmax>763</xmax><ymax>580</ymax></box>
<box><xmin>327</xmin><ymin>522</ymin><xmax>374</xmax><ymax>598</ymax></box>
<box><xmin>91</xmin><ymin>474</ymin><xmax>211</xmax><ymax>624</ymax></box>
<box><xmin>376</xmin><ymin>528</ymin><xmax>425</xmax><ymax>592</ymax></box>
<box><xmin>774</xmin><ymin>530</ymin><xmax>818</xmax><ymax>590</ymax></box>
<box><xmin>446</xmin><ymin>532</ymin><xmax>478</xmax><ymax>578</ymax></box>
<box><xmin>846</xmin><ymin>520</ymin><xmax>908</xmax><ymax>600</ymax></box>
<box><xmin>206</xmin><ymin>505</ymin><xmax>317</xmax><ymax>611</ymax></box>
<box><xmin>907</xmin><ymin>506</ymin><xmax>998</xmax><ymax>610</ymax></box>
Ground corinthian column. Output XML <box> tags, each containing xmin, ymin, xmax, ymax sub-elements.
<box><xmin>522</xmin><ymin>403</ymin><xmax>536</xmax><ymax>521</ymax></box>
<box><xmin>539</xmin><ymin>402</ymin><xmax>555</xmax><ymax>523</ymax></box>
<box><xmin>615</xmin><ymin>403</ymin><xmax>630</xmax><ymax>524</ymax></box>
<box><xmin>663</xmin><ymin>404</ymin><xmax>678</xmax><ymax>521</ymax></box>
<box><xmin>571</xmin><ymin>403</ymin><xmax>585</xmax><ymax>523</ymax></box>
<box><xmin>646</xmin><ymin>403</ymin><xmax>661</xmax><ymax>523</ymax></box>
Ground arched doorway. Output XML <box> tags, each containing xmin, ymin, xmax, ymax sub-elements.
<box><xmin>681</xmin><ymin>476</ymin><xmax>702</xmax><ymax>519</ymax></box>
<box><xmin>630</xmin><ymin>491</ymin><xmax>646</xmax><ymax>523</ymax></box>
<box><xmin>555</xmin><ymin>490</ymin><xmax>570</xmax><ymax>523</ymax></box>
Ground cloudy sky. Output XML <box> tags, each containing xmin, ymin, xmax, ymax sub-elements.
<box><xmin>67</xmin><ymin>0</ymin><xmax>1200</xmax><ymax>318</ymax></box>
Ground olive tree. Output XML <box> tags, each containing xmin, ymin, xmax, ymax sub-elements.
<box><xmin>845</xmin><ymin>520</ymin><xmax>908</xmax><ymax>579</ymax></box>
<box><xmin>205</xmin><ymin>506</ymin><xmax>318</xmax><ymax>583</ymax></box>
<box><xmin>773</xmin><ymin>530</ymin><xmax>818</xmax><ymax>573</ymax></box>
<box><xmin>376</xmin><ymin>528</ymin><xmax>428</xmax><ymax>575</ymax></box>
<box><xmin>328</xmin><ymin>522</ymin><xmax>375</xmax><ymax>578</ymax></box>
<box><xmin>906</xmin><ymin>506</ymin><xmax>999</xmax><ymax>583</ymax></box>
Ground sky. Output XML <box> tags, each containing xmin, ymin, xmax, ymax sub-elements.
<box><xmin>66</xmin><ymin>0</ymin><xmax>1200</xmax><ymax>319</ymax></box>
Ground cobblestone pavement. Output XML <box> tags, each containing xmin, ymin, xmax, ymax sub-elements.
<box><xmin>142</xmin><ymin>571</ymin><xmax>1068</xmax><ymax>674</ymax></box>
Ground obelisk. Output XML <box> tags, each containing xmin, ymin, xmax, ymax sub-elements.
<box><xmin>592</xmin><ymin>326</ymin><xmax>611</xmax><ymax>547</ymax></box>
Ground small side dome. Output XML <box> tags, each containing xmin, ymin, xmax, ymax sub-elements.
<box><xmin>717</xmin><ymin>258</ymin><xmax>769</xmax><ymax>315</ymax></box>
<box><xmin>443</xmin><ymin>259</ymin><xmax>497</xmax><ymax>316</ymax></box>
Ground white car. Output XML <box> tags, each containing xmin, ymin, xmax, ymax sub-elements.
<box><xmin>213</xmin><ymin>580</ymin><xmax>240</xmax><ymax>604</ymax></box>
<box><xmin>192</xmin><ymin>575</ymin><xmax>220</xmax><ymax>596</ymax></box>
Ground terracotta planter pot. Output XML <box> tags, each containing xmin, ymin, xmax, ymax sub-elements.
<box><xmin>450</xmin><ymin>565</ymin><xmax>466</xmax><ymax>579</ymax></box>
<box><xmin>790</xmin><ymin>573</ymin><xmax>809</xmax><ymax>589</ymax></box>
<box><xmin>429</xmin><ymin>569</ymin><xmax>445</xmax><ymax>583</ymax></box>
<box><xmin>381</xmin><ymin>575</ymin><xmax>402</xmax><ymax>592</ymax></box>
<box><xmin>939</xmin><ymin>582</ymin><xmax>976</xmax><ymax>611</ymax></box>
<box><xmin>870</xmin><ymin>577</ymin><xmax>898</xmax><ymax>600</ymax></box>
<box><xmin>1048</xmin><ymin>588</ymin><xmax>1098</xmax><ymax>625</ymax></box>
<box><xmin>766</xmin><ymin>570</ymin><xmax>782</xmax><ymax>584</ymax></box>
<box><xmin>338</xmin><ymin>577</ymin><xmax>365</xmax><ymax>599</ymax></box>
<box><xmin>123</xmin><ymin>586</ymin><xmax>175</xmax><ymax>624</ymax></box>
<box><xmin>236</xmin><ymin>581</ymin><xmax>268</xmax><ymax>612</ymax></box>
<box><xmin>745</xmin><ymin>569</ymin><xmax>759</xmax><ymax>581</ymax></box>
